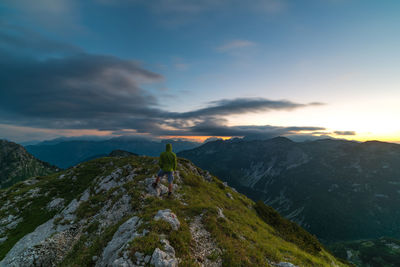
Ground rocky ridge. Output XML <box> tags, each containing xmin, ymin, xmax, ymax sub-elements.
<box><xmin>0</xmin><ymin>155</ymin><xmax>348</xmax><ymax>266</ymax></box>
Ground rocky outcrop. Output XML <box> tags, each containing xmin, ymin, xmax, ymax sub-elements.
<box><xmin>96</xmin><ymin>216</ymin><xmax>141</xmax><ymax>266</ymax></box>
<box><xmin>154</xmin><ymin>210</ymin><xmax>180</xmax><ymax>231</ymax></box>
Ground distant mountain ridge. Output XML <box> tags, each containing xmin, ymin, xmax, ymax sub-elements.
<box><xmin>178</xmin><ymin>137</ymin><xmax>400</xmax><ymax>243</ymax></box>
<box><xmin>0</xmin><ymin>140</ymin><xmax>58</xmax><ymax>188</ymax></box>
<box><xmin>25</xmin><ymin>137</ymin><xmax>200</xmax><ymax>168</ymax></box>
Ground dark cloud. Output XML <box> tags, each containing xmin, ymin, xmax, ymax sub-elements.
<box><xmin>169</xmin><ymin>98</ymin><xmax>324</xmax><ymax>119</ymax></box>
<box><xmin>0</xmin><ymin>43</ymin><xmax>164</xmax><ymax>129</ymax></box>
<box><xmin>0</xmin><ymin>26</ymin><xmax>332</xmax><ymax>141</ymax></box>
<box><xmin>186</xmin><ymin>120</ymin><xmax>326</xmax><ymax>139</ymax></box>
<box><xmin>334</xmin><ymin>131</ymin><xmax>356</xmax><ymax>136</ymax></box>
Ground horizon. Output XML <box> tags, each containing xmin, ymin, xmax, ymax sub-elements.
<box><xmin>4</xmin><ymin>134</ymin><xmax>400</xmax><ymax>147</ymax></box>
<box><xmin>1</xmin><ymin>1</ymin><xmax>400</xmax><ymax>143</ymax></box>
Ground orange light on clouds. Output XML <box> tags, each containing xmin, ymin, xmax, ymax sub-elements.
<box><xmin>157</xmin><ymin>136</ymin><xmax>233</xmax><ymax>143</ymax></box>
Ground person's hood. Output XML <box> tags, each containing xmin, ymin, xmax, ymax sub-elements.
<box><xmin>166</xmin><ymin>143</ymin><xmax>172</xmax><ymax>152</ymax></box>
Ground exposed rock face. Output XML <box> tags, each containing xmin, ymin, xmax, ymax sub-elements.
<box><xmin>0</xmin><ymin>139</ymin><xmax>57</xmax><ymax>188</ymax></box>
<box><xmin>46</xmin><ymin>198</ymin><xmax>65</xmax><ymax>211</ymax></box>
<box><xmin>154</xmin><ymin>209</ymin><xmax>180</xmax><ymax>231</ymax></box>
<box><xmin>0</xmin><ymin>197</ymin><xmax>81</xmax><ymax>266</ymax></box>
<box><xmin>0</xmin><ymin>164</ymin><xmax>137</xmax><ymax>267</ymax></box>
<box><xmin>150</xmin><ymin>248</ymin><xmax>178</xmax><ymax>267</ymax></box>
<box><xmin>96</xmin><ymin>216</ymin><xmax>141</xmax><ymax>266</ymax></box>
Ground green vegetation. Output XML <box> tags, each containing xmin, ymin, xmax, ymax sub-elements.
<box><xmin>330</xmin><ymin>237</ymin><xmax>400</xmax><ymax>267</ymax></box>
<box><xmin>254</xmin><ymin>200</ymin><xmax>322</xmax><ymax>254</ymax></box>
<box><xmin>0</xmin><ymin>139</ymin><xmax>58</xmax><ymax>188</ymax></box>
<box><xmin>0</xmin><ymin>155</ymin><xmax>349</xmax><ymax>266</ymax></box>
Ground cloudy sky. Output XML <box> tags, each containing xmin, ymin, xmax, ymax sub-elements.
<box><xmin>1</xmin><ymin>0</ymin><xmax>399</xmax><ymax>143</ymax></box>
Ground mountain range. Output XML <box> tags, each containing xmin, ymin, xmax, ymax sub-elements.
<box><xmin>25</xmin><ymin>137</ymin><xmax>200</xmax><ymax>169</ymax></box>
<box><xmin>178</xmin><ymin>137</ymin><xmax>400</xmax><ymax>244</ymax></box>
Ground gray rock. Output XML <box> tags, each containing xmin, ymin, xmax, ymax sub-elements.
<box><xmin>161</xmin><ymin>239</ymin><xmax>175</xmax><ymax>256</ymax></box>
<box><xmin>96</xmin><ymin>194</ymin><xmax>133</xmax><ymax>229</ymax></box>
<box><xmin>27</xmin><ymin>187</ymin><xmax>41</xmax><ymax>198</ymax></box>
<box><xmin>112</xmin><ymin>257</ymin><xmax>135</xmax><ymax>267</ymax></box>
<box><xmin>80</xmin><ymin>189</ymin><xmax>90</xmax><ymax>202</ymax></box>
<box><xmin>0</xmin><ymin>214</ymin><xmax>18</xmax><ymax>225</ymax></box>
<box><xmin>0</xmin><ymin>236</ymin><xmax>7</xmax><ymax>244</ymax></box>
<box><xmin>144</xmin><ymin>177</ymin><xmax>169</xmax><ymax>197</ymax></box>
<box><xmin>96</xmin><ymin>168</ymin><xmax>123</xmax><ymax>194</ymax></box>
<box><xmin>217</xmin><ymin>207</ymin><xmax>225</xmax><ymax>219</ymax></box>
<box><xmin>96</xmin><ymin>216</ymin><xmax>141</xmax><ymax>266</ymax></box>
<box><xmin>61</xmin><ymin>199</ymin><xmax>80</xmax><ymax>221</ymax></box>
<box><xmin>144</xmin><ymin>255</ymin><xmax>151</xmax><ymax>263</ymax></box>
<box><xmin>154</xmin><ymin>209</ymin><xmax>180</xmax><ymax>230</ymax></box>
<box><xmin>135</xmin><ymin>251</ymin><xmax>144</xmax><ymax>261</ymax></box>
<box><xmin>0</xmin><ymin>198</ymin><xmax>81</xmax><ymax>266</ymax></box>
<box><xmin>226</xmin><ymin>192</ymin><xmax>234</xmax><ymax>200</ymax></box>
<box><xmin>150</xmin><ymin>248</ymin><xmax>178</xmax><ymax>267</ymax></box>
<box><xmin>275</xmin><ymin>262</ymin><xmax>299</xmax><ymax>267</ymax></box>
<box><xmin>0</xmin><ymin>218</ymin><xmax>56</xmax><ymax>266</ymax></box>
<box><xmin>47</xmin><ymin>198</ymin><xmax>65</xmax><ymax>211</ymax></box>
<box><xmin>5</xmin><ymin>217</ymin><xmax>23</xmax><ymax>230</ymax></box>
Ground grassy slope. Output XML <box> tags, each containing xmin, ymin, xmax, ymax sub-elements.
<box><xmin>0</xmin><ymin>156</ymin><xmax>349</xmax><ymax>266</ymax></box>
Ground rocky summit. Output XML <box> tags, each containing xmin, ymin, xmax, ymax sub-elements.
<box><xmin>0</xmin><ymin>154</ymin><xmax>348</xmax><ymax>266</ymax></box>
<box><xmin>0</xmin><ymin>140</ymin><xmax>58</xmax><ymax>189</ymax></box>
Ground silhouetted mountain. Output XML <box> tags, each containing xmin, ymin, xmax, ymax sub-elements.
<box><xmin>25</xmin><ymin>137</ymin><xmax>200</xmax><ymax>168</ymax></box>
<box><xmin>0</xmin><ymin>140</ymin><xmax>58</xmax><ymax>188</ymax></box>
<box><xmin>178</xmin><ymin>137</ymin><xmax>400</xmax><ymax>243</ymax></box>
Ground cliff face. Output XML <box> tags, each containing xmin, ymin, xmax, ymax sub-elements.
<box><xmin>0</xmin><ymin>155</ymin><xmax>348</xmax><ymax>266</ymax></box>
<box><xmin>0</xmin><ymin>140</ymin><xmax>58</xmax><ymax>188</ymax></box>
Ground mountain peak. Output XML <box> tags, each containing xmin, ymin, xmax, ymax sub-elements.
<box><xmin>0</xmin><ymin>139</ymin><xmax>57</xmax><ymax>188</ymax></box>
<box><xmin>0</xmin><ymin>156</ymin><xmax>348</xmax><ymax>266</ymax></box>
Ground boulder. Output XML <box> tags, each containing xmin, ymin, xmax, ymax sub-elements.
<box><xmin>154</xmin><ymin>209</ymin><xmax>180</xmax><ymax>230</ymax></box>
<box><xmin>150</xmin><ymin>248</ymin><xmax>178</xmax><ymax>267</ymax></box>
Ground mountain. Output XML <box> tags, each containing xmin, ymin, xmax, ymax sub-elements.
<box><xmin>25</xmin><ymin>137</ymin><xmax>200</xmax><ymax>169</ymax></box>
<box><xmin>0</xmin><ymin>155</ymin><xmax>349</xmax><ymax>266</ymax></box>
<box><xmin>329</xmin><ymin>237</ymin><xmax>400</xmax><ymax>266</ymax></box>
<box><xmin>0</xmin><ymin>140</ymin><xmax>58</xmax><ymax>188</ymax></box>
<box><xmin>178</xmin><ymin>137</ymin><xmax>400</xmax><ymax>243</ymax></box>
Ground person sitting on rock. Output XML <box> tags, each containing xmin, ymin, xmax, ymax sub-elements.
<box><xmin>152</xmin><ymin>143</ymin><xmax>177</xmax><ymax>197</ymax></box>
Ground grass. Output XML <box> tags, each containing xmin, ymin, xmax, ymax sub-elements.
<box><xmin>0</xmin><ymin>156</ymin><xmax>350</xmax><ymax>266</ymax></box>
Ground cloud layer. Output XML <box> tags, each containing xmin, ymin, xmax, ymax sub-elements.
<box><xmin>0</xmin><ymin>25</ymin><xmax>332</xmax><ymax>141</ymax></box>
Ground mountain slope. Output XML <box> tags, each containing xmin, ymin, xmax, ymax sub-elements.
<box><xmin>0</xmin><ymin>140</ymin><xmax>58</xmax><ymax>188</ymax></box>
<box><xmin>25</xmin><ymin>137</ymin><xmax>200</xmax><ymax>168</ymax></box>
<box><xmin>0</xmin><ymin>155</ymin><xmax>348</xmax><ymax>266</ymax></box>
<box><xmin>178</xmin><ymin>137</ymin><xmax>400</xmax><ymax>243</ymax></box>
<box><xmin>329</xmin><ymin>237</ymin><xmax>400</xmax><ymax>267</ymax></box>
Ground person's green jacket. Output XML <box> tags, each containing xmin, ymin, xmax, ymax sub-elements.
<box><xmin>159</xmin><ymin>143</ymin><xmax>177</xmax><ymax>172</ymax></box>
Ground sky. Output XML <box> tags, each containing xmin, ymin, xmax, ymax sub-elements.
<box><xmin>0</xmin><ymin>0</ymin><xmax>400</xmax><ymax>143</ymax></box>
